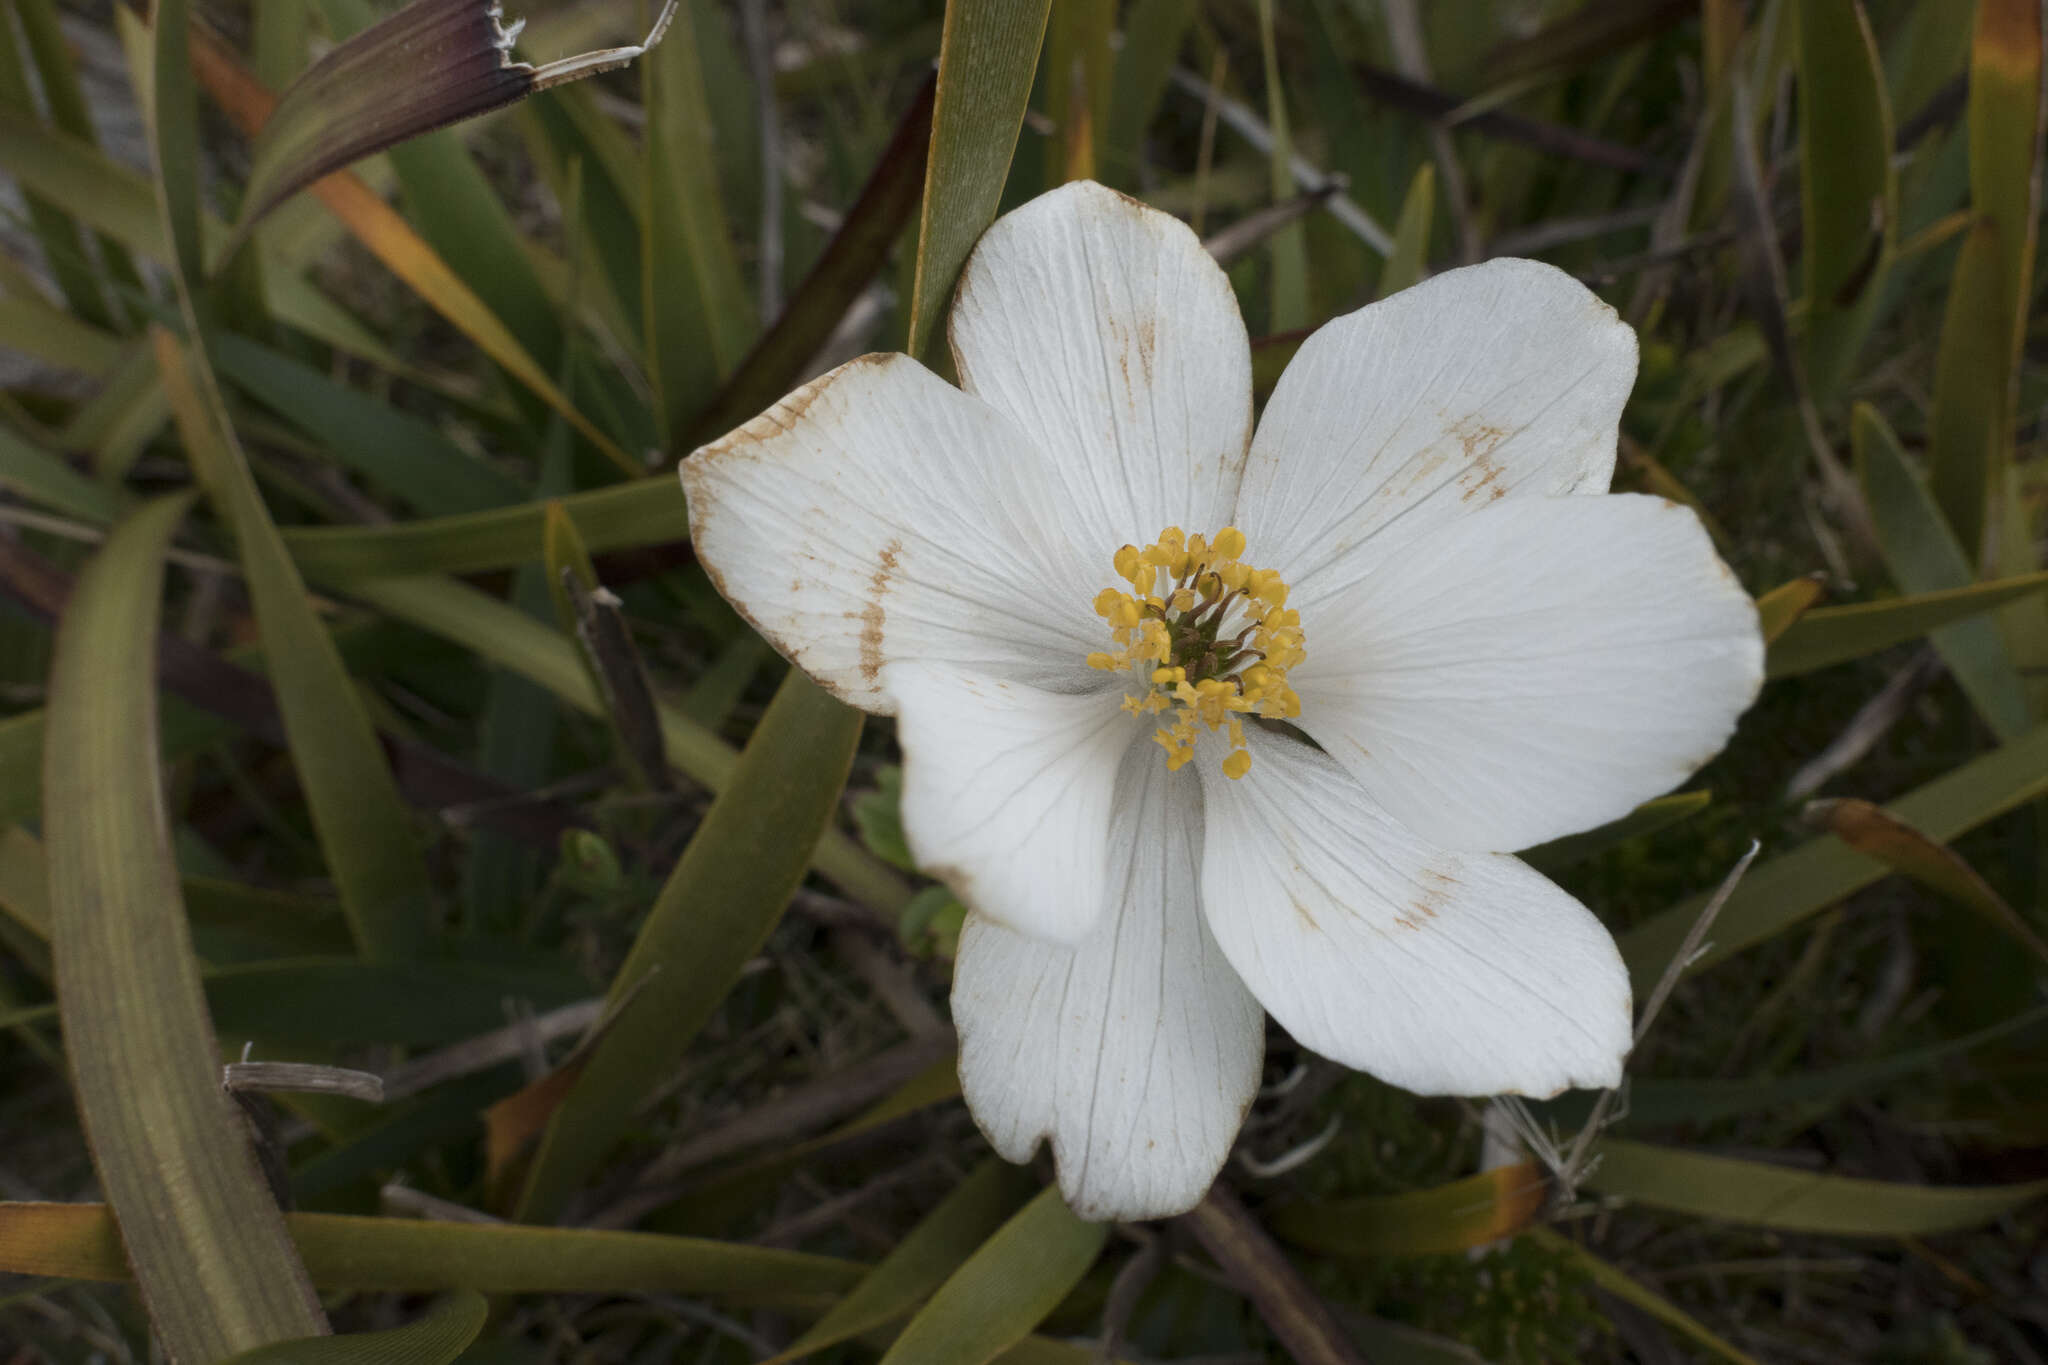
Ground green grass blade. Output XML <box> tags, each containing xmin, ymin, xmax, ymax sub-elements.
<box><xmin>1524</xmin><ymin>1227</ymin><xmax>1762</xmax><ymax>1365</ymax></box>
<box><xmin>1375</xmin><ymin>163</ymin><xmax>1435</xmax><ymax>299</ymax></box>
<box><xmin>1101</xmin><ymin>0</ymin><xmax>1195</xmax><ymax>189</ymax></box>
<box><xmin>347</xmin><ymin>573</ymin><xmax>913</xmax><ymax>913</ymax></box>
<box><xmin>1925</xmin><ymin>219</ymin><xmax>2010</xmax><ymax>561</ymax></box>
<box><xmin>209</xmin><ymin>332</ymin><xmax>525</xmax><ymax>516</ymax></box>
<box><xmin>514</xmin><ymin>671</ymin><xmax>864</xmax><ymax>1221</ymax></box>
<box><xmin>1521</xmin><ymin>791</ymin><xmax>1711</xmax><ymax>874</ymax></box>
<box><xmin>905</xmin><ymin>0</ymin><xmax>1054</xmax><ymax>357</ymax></box>
<box><xmin>767</xmin><ymin>1160</ymin><xmax>1035</xmax><ymax>1363</ymax></box>
<box><xmin>644</xmin><ymin>3</ymin><xmax>757</xmax><ymax>438</ymax></box>
<box><xmin>877</xmin><ymin>1185</ymin><xmax>1108</xmax><ymax>1365</ymax></box>
<box><xmin>1269</xmin><ymin>1163</ymin><xmax>1547</xmax><ymax>1257</ymax></box>
<box><xmin>279</xmin><ymin>476</ymin><xmax>683</xmax><ymax>582</ymax></box>
<box><xmin>1618</xmin><ymin>720</ymin><xmax>2048</xmax><ymax>986</ymax></box>
<box><xmin>158</xmin><ymin>330</ymin><xmax>433</xmax><ymax>962</ymax></box>
<box><xmin>689</xmin><ymin>74</ymin><xmax>936</xmax><ymax>443</ymax></box>
<box><xmin>1607</xmin><ymin>1003</ymin><xmax>2048</xmax><ymax>1129</ymax></box>
<box><xmin>1766</xmin><ymin>569</ymin><xmax>2048</xmax><ymax>677</ymax></box>
<box><xmin>1796</xmin><ymin>0</ymin><xmax>1894</xmax><ymax>399</ymax></box>
<box><xmin>220</xmin><ymin>1293</ymin><xmax>484</xmax><ymax>1365</ymax></box>
<box><xmin>44</xmin><ymin>494</ymin><xmax>328</xmax><ymax>1359</ymax></box>
<box><xmin>0</xmin><ymin>423</ymin><xmax>124</xmax><ymax>523</ymax></box>
<box><xmin>1969</xmin><ymin>0</ymin><xmax>2042</xmax><ymax>365</ymax></box>
<box><xmin>1587</xmin><ymin>1139</ymin><xmax>2048</xmax><ymax>1236</ymax></box>
<box><xmin>0</xmin><ymin>1203</ymin><xmax>864</xmax><ymax>1303</ymax></box>
<box><xmin>1854</xmin><ymin>400</ymin><xmax>2029</xmax><ymax>739</ymax></box>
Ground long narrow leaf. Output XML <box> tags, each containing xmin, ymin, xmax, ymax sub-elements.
<box><xmin>514</xmin><ymin>672</ymin><xmax>864</xmax><ymax>1220</ymax></box>
<box><xmin>906</xmin><ymin>0</ymin><xmax>1054</xmax><ymax>356</ymax></box>
<box><xmin>877</xmin><ymin>1185</ymin><xmax>1107</xmax><ymax>1365</ymax></box>
<box><xmin>44</xmin><ymin>495</ymin><xmax>327</xmax><ymax>1359</ymax></box>
<box><xmin>158</xmin><ymin>329</ymin><xmax>434</xmax><ymax>963</ymax></box>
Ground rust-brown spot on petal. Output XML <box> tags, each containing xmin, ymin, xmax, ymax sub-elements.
<box><xmin>858</xmin><ymin>537</ymin><xmax>903</xmax><ymax>684</ymax></box>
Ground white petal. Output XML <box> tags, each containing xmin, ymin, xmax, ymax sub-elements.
<box><xmin>681</xmin><ymin>353</ymin><xmax>1107</xmax><ymax>714</ymax></box>
<box><xmin>1235</xmin><ymin>258</ymin><xmax>1637</xmax><ymax>597</ymax></box>
<box><xmin>1197</xmin><ymin>730</ymin><xmax>1630</xmax><ymax>1098</ymax></box>
<box><xmin>953</xmin><ymin>745</ymin><xmax>1264</xmax><ymax>1220</ymax></box>
<box><xmin>949</xmin><ymin>181</ymin><xmax>1254</xmax><ymax>553</ymax></box>
<box><xmin>891</xmin><ymin>662</ymin><xmax>1137</xmax><ymax>943</ymax></box>
<box><xmin>1290</xmin><ymin>494</ymin><xmax>1762</xmax><ymax>853</ymax></box>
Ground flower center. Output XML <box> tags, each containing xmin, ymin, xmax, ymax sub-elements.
<box><xmin>1086</xmin><ymin>526</ymin><xmax>1304</xmax><ymax>779</ymax></box>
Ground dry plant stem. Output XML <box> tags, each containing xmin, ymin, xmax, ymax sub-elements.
<box><xmin>829</xmin><ymin>927</ymin><xmax>946</xmax><ymax>1038</ymax></box>
<box><xmin>223</xmin><ymin>1059</ymin><xmax>384</xmax><ymax>1103</ymax></box>
<box><xmin>1784</xmin><ymin>649</ymin><xmax>1945</xmax><ymax>800</ymax></box>
<box><xmin>589</xmin><ymin>1033</ymin><xmax>955</xmax><ymax>1228</ymax></box>
<box><xmin>1201</xmin><ymin>186</ymin><xmax>1339</xmax><ymax>266</ymax></box>
<box><xmin>380</xmin><ymin>1184</ymin><xmax>505</xmax><ymax>1224</ymax></box>
<box><xmin>1166</xmin><ymin>64</ymin><xmax>1394</xmax><ymax>255</ymax></box>
<box><xmin>1179</xmin><ymin>1181</ymin><xmax>1371</xmax><ymax>1365</ymax></box>
<box><xmin>1555</xmin><ymin>841</ymin><xmax>1762</xmax><ymax>1199</ymax></box>
<box><xmin>1096</xmin><ymin>1228</ymin><xmax>1169</xmax><ymax>1364</ymax></box>
<box><xmin>751</xmin><ymin>1156</ymin><xmax>939</xmax><ymax>1248</ymax></box>
<box><xmin>379</xmin><ymin>1000</ymin><xmax>605</xmax><ymax>1102</ymax></box>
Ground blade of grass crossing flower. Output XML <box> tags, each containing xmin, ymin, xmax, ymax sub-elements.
<box><xmin>218</xmin><ymin>1293</ymin><xmax>483</xmax><ymax>1365</ymax></box>
<box><xmin>876</xmin><ymin>1185</ymin><xmax>1108</xmax><ymax>1365</ymax></box>
<box><xmin>1795</xmin><ymin>0</ymin><xmax>1894</xmax><ymax>400</ymax></box>
<box><xmin>346</xmin><ymin>573</ymin><xmax>915</xmax><ymax>915</ymax></box>
<box><xmin>1522</xmin><ymin>1227</ymin><xmax>1762</xmax><ymax>1365</ymax></box>
<box><xmin>1268</xmin><ymin>1163</ymin><xmax>1548</xmax><ymax>1257</ymax></box>
<box><xmin>1766</xmin><ymin>570</ymin><xmax>2048</xmax><ymax>677</ymax></box>
<box><xmin>0</xmin><ymin>1204</ymin><xmax>864</xmax><ymax>1302</ymax></box>
<box><xmin>644</xmin><ymin>4</ymin><xmax>757</xmax><ymax>440</ymax></box>
<box><xmin>185</xmin><ymin>32</ymin><xmax>640</xmax><ymax>476</ymax></box>
<box><xmin>44</xmin><ymin>494</ymin><xmax>328</xmax><ymax>1358</ymax></box>
<box><xmin>1853</xmin><ymin>401</ymin><xmax>2029</xmax><ymax>740</ymax></box>
<box><xmin>765</xmin><ymin>1160</ymin><xmax>1035</xmax><ymax>1364</ymax></box>
<box><xmin>1618</xmin><ymin>718</ymin><xmax>2048</xmax><ymax>986</ymax></box>
<box><xmin>157</xmin><ymin>330</ymin><xmax>432</xmax><ymax>963</ymax></box>
<box><xmin>905</xmin><ymin>0</ymin><xmax>1054</xmax><ymax>358</ymax></box>
<box><xmin>1586</xmin><ymin>1139</ymin><xmax>2048</xmax><ymax>1236</ymax></box>
<box><xmin>1376</xmin><ymin>163</ymin><xmax>1435</xmax><ymax>298</ymax></box>
<box><xmin>513</xmin><ymin>672</ymin><xmax>864</xmax><ymax>1221</ymax></box>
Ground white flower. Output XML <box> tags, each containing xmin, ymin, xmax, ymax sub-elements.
<box><xmin>679</xmin><ymin>181</ymin><xmax>1763</xmax><ymax>1221</ymax></box>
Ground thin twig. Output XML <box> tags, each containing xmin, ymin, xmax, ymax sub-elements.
<box><xmin>1167</xmin><ymin>65</ymin><xmax>1395</xmax><ymax>256</ymax></box>
<box><xmin>1551</xmin><ymin>841</ymin><xmax>1761</xmax><ymax>1202</ymax></box>
<box><xmin>1380</xmin><ymin>0</ymin><xmax>1477</xmax><ymax>263</ymax></box>
<box><xmin>1784</xmin><ymin>649</ymin><xmax>1945</xmax><ymax>801</ymax></box>
<box><xmin>1178</xmin><ymin>1182</ymin><xmax>1371</xmax><ymax>1365</ymax></box>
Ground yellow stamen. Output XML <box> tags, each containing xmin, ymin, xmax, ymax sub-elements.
<box><xmin>1084</xmin><ymin>526</ymin><xmax>1305</xmax><ymax>778</ymax></box>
